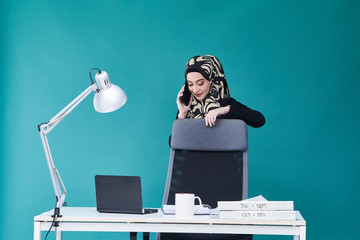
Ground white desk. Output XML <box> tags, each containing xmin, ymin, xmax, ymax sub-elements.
<box><xmin>34</xmin><ymin>207</ymin><xmax>306</xmax><ymax>240</ymax></box>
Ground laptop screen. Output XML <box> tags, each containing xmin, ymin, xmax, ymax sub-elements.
<box><xmin>95</xmin><ymin>175</ymin><xmax>143</xmax><ymax>214</ymax></box>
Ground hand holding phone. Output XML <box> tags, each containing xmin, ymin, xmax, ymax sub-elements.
<box><xmin>179</xmin><ymin>82</ymin><xmax>191</xmax><ymax>106</ymax></box>
<box><xmin>177</xmin><ymin>83</ymin><xmax>192</xmax><ymax>119</ymax></box>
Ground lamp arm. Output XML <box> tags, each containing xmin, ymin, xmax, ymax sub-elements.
<box><xmin>43</xmin><ymin>84</ymin><xmax>98</xmax><ymax>134</ymax></box>
<box><xmin>38</xmin><ymin>83</ymin><xmax>97</xmax><ymax>208</ymax></box>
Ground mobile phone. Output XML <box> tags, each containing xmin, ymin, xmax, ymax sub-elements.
<box><xmin>180</xmin><ymin>82</ymin><xmax>191</xmax><ymax>106</ymax></box>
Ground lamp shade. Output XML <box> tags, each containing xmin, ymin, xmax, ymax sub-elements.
<box><xmin>93</xmin><ymin>71</ymin><xmax>127</xmax><ymax>113</ymax></box>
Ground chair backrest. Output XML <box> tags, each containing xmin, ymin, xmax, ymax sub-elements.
<box><xmin>158</xmin><ymin>119</ymin><xmax>250</xmax><ymax>240</ymax></box>
<box><xmin>162</xmin><ymin>118</ymin><xmax>249</xmax><ymax>208</ymax></box>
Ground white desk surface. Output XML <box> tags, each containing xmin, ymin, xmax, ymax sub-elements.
<box><xmin>34</xmin><ymin>207</ymin><xmax>306</xmax><ymax>226</ymax></box>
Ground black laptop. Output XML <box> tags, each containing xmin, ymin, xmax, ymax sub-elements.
<box><xmin>95</xmin><ymin>175</ymin><xmax>158</xmax><ymax>214</ymax></box>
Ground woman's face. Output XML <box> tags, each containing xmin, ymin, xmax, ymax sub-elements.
<box><xmin>186</xmin><ymin>72</ymin><xmax>210</xmax><ymax>101</ymax></box>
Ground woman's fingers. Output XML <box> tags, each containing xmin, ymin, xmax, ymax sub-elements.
<box><xmin>205</xmin><ymin>109</ymin><xmax>219</xmax><ymax>127</ymax></box>
<box><xmin>210</xmin><ymin>114</ymin><xmax>216</xmax><ymax>127</ymax></box>
<box><xmin>205</xmin><ymin>114</ymin><xmax>212</xmax><ymax>127</ymax></box>
<box><xmin>177</xmin><ymin>86</ymin><xmax>186</xmax><ymax>101</ymax></box>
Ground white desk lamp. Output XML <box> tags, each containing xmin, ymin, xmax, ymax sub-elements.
<box><xmin>38</xmin><ymin>68</ymin><xmax>127</xmax><ymax>219</ymax></box>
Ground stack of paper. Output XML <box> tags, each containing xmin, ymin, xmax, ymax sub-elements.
<box><xmin>218</xmin><ymin>195</ymin><xmax>296</xmax><ymax>220</ymax></box>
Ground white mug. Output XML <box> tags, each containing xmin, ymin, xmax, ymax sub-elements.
<box><xmin>175</xmin><ymin>193</ymin><xmax>202</xmax><ymax>217</ymax></box>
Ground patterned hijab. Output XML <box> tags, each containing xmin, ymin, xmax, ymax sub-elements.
<box><xmin>184</xmin><ymin>55</ymin><xmax>230</xmax><ymax>118</ymax></box>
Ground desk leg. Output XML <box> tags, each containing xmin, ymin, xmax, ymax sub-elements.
<box><xmin>34</xmin><ymin>222</ymin><xmax>41</xmax><ymax>240</ymax></box>
<box><xmin>300</xmin><ymin>226</ymin><xmax>306</xmax><ymax>240</ymax></box>
<box><xmin>55</xmin><ymin>227</ymin><xmax>62</xmax><ymax>240</ymax></box>
<box><xmin>130</xmin><ymin>232</ymin><xmax>137</xmax><ymax>240</ymax></box>
<box><xmin>294</xmin><ymin>226</ymin><xmax>306</xmax><ymax>240</ymax></box>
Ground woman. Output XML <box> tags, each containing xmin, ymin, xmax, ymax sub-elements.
<box><xmin>176</xmin><ymin>55</ymin><xmax>265</xmax><ymax>128</ymax></box>
<box><xmin>165</xmin><ymin>55</ymin><xmax>259</xmax><ymax>240</ymax></box>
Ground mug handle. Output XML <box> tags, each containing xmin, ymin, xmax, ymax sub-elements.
<box><xmin>194</xmin><ymin>196</ymin><xmax>202</xmax><ymax>214</ymax></box>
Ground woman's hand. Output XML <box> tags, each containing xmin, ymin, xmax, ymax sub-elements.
<box><xmin>177</xmin><ymin>86</ymin><xmax>192</xmax><ymax>119</ymax></box>
<box><xmin>205</xmin><ymin>106</ymin><xmax>230</xmax><ymax>127</ymax></box>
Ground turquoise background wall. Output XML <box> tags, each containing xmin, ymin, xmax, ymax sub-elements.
<box><xmin>1</xmin><ymin>0</ymin><xmax>359</xmax><ymax>239</ymax></box>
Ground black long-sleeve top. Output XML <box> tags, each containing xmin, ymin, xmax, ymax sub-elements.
<box><xmin>219</xmin><ymin>97</ymin><xmax>265</xmax><ymax>128</ymax></box>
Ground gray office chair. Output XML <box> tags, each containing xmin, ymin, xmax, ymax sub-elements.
<box><xmin>158</xmin><ymin>119</ymin><xmax>251</xmax><ymax>240</ymax></box>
